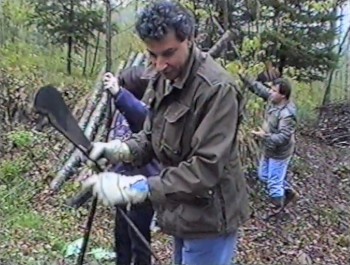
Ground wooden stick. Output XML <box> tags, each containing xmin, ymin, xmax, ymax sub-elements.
<box><xmin>208</xmin><ymin>30</ymin><xmax>236</xmax><ymax>58</ymax></box>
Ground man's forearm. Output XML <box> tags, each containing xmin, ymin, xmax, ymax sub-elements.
<box><xmin>240</xmin><ymin>74</ymin><xmax>270</xmax><ymax>101</ymax></box>
<box><xmin>248</xmin><ymin>81</ymin><xmax>270</xmax><ymax>101</ymax></box>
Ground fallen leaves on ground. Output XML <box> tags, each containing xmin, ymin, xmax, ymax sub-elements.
<box><xmin>1</xmin><ymin>111</ymin><xmax>350</xmax><ymax>265</ymax></box>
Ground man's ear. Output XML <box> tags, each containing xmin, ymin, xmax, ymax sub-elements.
<box><xmin>188</xmin><ymin>36</ymin><xmax>195</xmax><ymax>47</ymax></box>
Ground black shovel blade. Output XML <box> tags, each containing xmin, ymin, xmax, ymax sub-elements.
<box><xmin>34</xmin><ymin>85</ymin><xmax>91</xmax><ymax>151</ymax></box>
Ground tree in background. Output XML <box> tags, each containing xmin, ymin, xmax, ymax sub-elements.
<box><xmin>29</xmin><ymin>0</ymin><xmax>105</xmax><ymax>75</ymax></box>
<box><xmin>205</xmin><ymin>0</ymin><xmax>348</xmax><ymax>83</ymax></box>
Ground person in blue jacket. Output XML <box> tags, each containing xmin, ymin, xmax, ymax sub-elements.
<box><xmin>103</xmin><ymin>66</ymin><xmax>160</xmax><ymax>265</ymax></box>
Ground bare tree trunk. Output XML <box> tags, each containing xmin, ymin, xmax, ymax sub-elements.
<box><xmin>82</xmin><ymin>0</ymin><xmax>93</xmax><ymax>76</ymax></box>
<box><xmin>67</xmin><ymin>36</ymin><xmax>73</xmax><ymax>75</ymax></box>
<box><xmin>90</xmin><ymin>31</ymin><xmax>101</xmax><ymax>76</ymax></box>
<box><xmin>321</xmin><ymin>25</ymin><xmax>350</xmax><ymax>106</ymax></box>
<box><xmin>208</xmin><ymin>30</ymin><xmax>235</xmax><ymax>58</ymax></box>
<box><xmin>344</xmin><ymin>28</ymin><xmax>350</xmax><ymax>99</ymax></box>
<box><xmin>221</xmin><ymin>0</ymin><xmax>228</xmax><ymax>31</ymax></box>
<box><xmin>346</xmin><ymin>59</ymin><xmax>349</xmax><ymax>99</ymax></box>
<box><xmin>255</xmin><ymin>0</ymin><xmax>261</xmax><ymax>35</ymax></box>
<box><xmin>82</xmin><ymin>43</ymin><xmax>89</xmax><ymax>76</ymax></box>
<box><xmin>67</xmin><ymin>0</ymin><xmax>74</xmax><ymax>75</ymax></box>
<box><xmin>105</xmin><ymin>0</ymin><xmax>112</xmax><ymax>72</ymax></box>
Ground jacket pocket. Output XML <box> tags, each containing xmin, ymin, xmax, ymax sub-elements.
<box><xmin>177</xmin><ymin>194</ymin><xmax>222</xmax><ymax>234</ymax></box>
<box><xmin>161</xmin><ymin>101</ymin><xmax>190</xmax><ymax>163</ymax></box>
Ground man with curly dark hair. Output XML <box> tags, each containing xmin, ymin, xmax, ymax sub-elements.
<box><xmin>81</xmin><ymin>1</ymin><xmax>250</xmax><ymax>264</ymax></box>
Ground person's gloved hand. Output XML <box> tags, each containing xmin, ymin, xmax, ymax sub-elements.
<box><xmin>88</xmin><ymin>139</ymin><xmax>132</xmax><ymax>164</ymax></box>
<box><xmin>81</xmin><ymin>172</ymin><xmax>149</xmax><ymax>205</ymax></box>
<box><xmin>103</xmin><ymin>72</ymin><xmax>120</xmax><ymax>96</ymax></box>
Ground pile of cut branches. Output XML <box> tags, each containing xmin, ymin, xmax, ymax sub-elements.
<box><xmin>50</xmin><ymin>52</ymin><xmax>147</xmax><ymax>194</ymax></box>
<box><xmin>313</xmin><ymin>101</ymin><xmax>350</xmax><ymax>147</ymax></box>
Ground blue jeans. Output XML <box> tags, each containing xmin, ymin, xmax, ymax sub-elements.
<box><xmin>173</xmin><ymin>232</ymin><xmax>237</xmax><ymax>265</ymax></box>
<box><xmin>258</xmin><ymin>156</ymin><xmax>292</xmax><ymax>200</ymax></box>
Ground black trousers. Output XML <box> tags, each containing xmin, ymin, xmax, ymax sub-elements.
<box><xmin>114</xmin><ymin>202</ymin><xmax>154</xmax><ymax>265</ymax></box>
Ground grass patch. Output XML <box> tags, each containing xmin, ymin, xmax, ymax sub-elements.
<box><xmin>0</xmin><ymin>128</ymin><xmax>117</xmax><ymax>263</ymax></box>
<box><xmin>1</xmin><ymin>177</ymin><xmax>81</xmax><ymax>262</ymax></box>
<box><xmin>0</xmin><ymin>2</ymin><xmax>141</xmax><ymax>264</ymax></box>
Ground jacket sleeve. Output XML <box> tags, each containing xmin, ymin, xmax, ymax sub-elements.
<box><xmin>240</xmin><ymin>74</ymin><xmax>270</xmax><ymax>101</ymax></box>
<box><xmin>146</xmin><ymin>84</ymin><xmax>241</xmax><ymax>204</ymax></box>
<box><xmin>118</xmin><ymin>66</ymin><xmax>149</xmax><ymax>100</ymax></box>
<box><xmin>114</xmin><ymin>88</ymin><xmax>149</xmax><ymax>133</ymax></box>
<box><xmin>247</xmin><ymin>81</ymin><xmax>271</xmax><ymax>101</ymax></box>
<box><xmin>264</xmin><ymin>114</ymin><xmax>296</xmax><ymax>147</ymax></box>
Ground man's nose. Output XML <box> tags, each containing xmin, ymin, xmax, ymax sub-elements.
<box><xmin>155</xmin><ymin>57</ymin><xmax>167</xmax><ymax>72</ymax></box>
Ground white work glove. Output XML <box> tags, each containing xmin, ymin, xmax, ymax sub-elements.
<box><xmin>82</xmin><ymin>172</ymin><xmax>149</xmax><ymax>205</ymax></box>
<box><xmin>88</xmin><ymin>139</ymin><xmax>132</xmax><ymax>164</ymax></box>
<box><xmin>103</xmin><ymin>72</ymin><xmax>120</xmax><ymax>96</ymax></box>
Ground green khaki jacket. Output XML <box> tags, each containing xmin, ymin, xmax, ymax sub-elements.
<box><xmin>125</xmin><ymin>46</ymin><xmax>250</xmax><ymax>239</ymax></box>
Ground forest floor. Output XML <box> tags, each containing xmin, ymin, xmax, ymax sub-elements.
<box><xmin>1</xmin><ymin>129</ymin><xmax>349</xmax><ymax>265</ymax></box>
<box><xmin>152</xmin><ymin>130</ymin><xmax>350</xmax><ymax>265</ymax></box>
<box><xmin>0</xmin><ymin>70</ymin><xmax>349</xmax><ymax>265</ymax></box>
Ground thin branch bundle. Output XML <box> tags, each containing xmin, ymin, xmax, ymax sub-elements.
<box><xmin>313</xmin><ymin>101</ymin><xmax>350</xmax><ymax>147</ymax></box>
<box><xmin>208</xmin><ymin>29</ymin><xmax>236</xmax><ymax>59</ymax></box>
<box><xmin>50</xmin><ymin>92</ymin><xmax>109</xmax><ymax>191</ymax></box>
<box><xmin>57</xmin><ymin>66</ymin><xmax>107</xmax><ymax>160</ymax></box>
<box><xmin>50</xmin><ymin>65</ymin><xmax>112</xmax><ymax>191</ymax></box>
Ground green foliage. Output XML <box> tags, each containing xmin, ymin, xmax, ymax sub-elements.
<box><xmin>0</xmin><ymin>41</ymin><xmax>95</xmax><ymax>94</ymax></box>
<box><xmin>181</xmin><ymin>0</ymin><xmax>217</xmax><ymax>20</ymax></box>
<box><xmin>29</xmin><ymin>0</ymin><xmax>104</xmax><ymax>47</ymax></box>
<box><xmin>2</xmin><ymin>0</ymin><xmax>33</xmax><ymax>26</ymax></box>
<box><xmin>27</xmin><ymin>0</ymin><xmax>106</xmax><ymax>74</ymax></box>
<box><xmin>307</xmin><ymin>0</ymin><xmax>334</xmax><ymax>12</ymax></box>
<box><xmin>225</xmin><ymin>36</ymin><xmax>325</xmax><ymax>125</ymax></box>
<box><xmin>224</xmin><ymin>0</ymin><xmax>348</xmax><ymax>82</ymax></box>
<box><xmin>241</xmin><ymin>36</ymin><xmax>262</xmax><ymax>59</ymax></box>
<box><xmin>9</xmin><ymin>211</ymin><xmax>44</xmax><ymax>230</ymax></box>
<box><xmin>8</xmin><ymin>130</ymin><xmax>35</xmax><ymax>148</ymax></box>
<box><xmin>0</xmin><ymin>129</ymin><xmax>48</xmax><ymax>185</ymax></box>
<box><xmin>0</xmin><ymin>127</ymin><xmax>84</xmax><ymax>263</ymax></box>
<box><xmin>0</xmin><ymin>157</ymin><xmax>30</xmax><ymax>184</ymax></box>
<box><xmin>0</xmin><ymin>0</ymin><xmax>34</xmax><ymax>45</ymax></box>
<box><xmin>0</xmin><ymin>1</ymin><xmax>143</xmax><ymax>263</ymax></box>
<box><xmin>293</xmin><ymin>81</ymin><xmax>322</xmax><ymax>122</ymax></box>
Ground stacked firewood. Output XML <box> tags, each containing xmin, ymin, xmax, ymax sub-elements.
<box><xmin>50</xmin><ymin>52</ymin><xmax>147</xmax><ymax>193</ymax></box>
<box><xmin>315</xmin><ymin>101</ymin><xmax>350</xmax><ymax>147</ymax></box>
